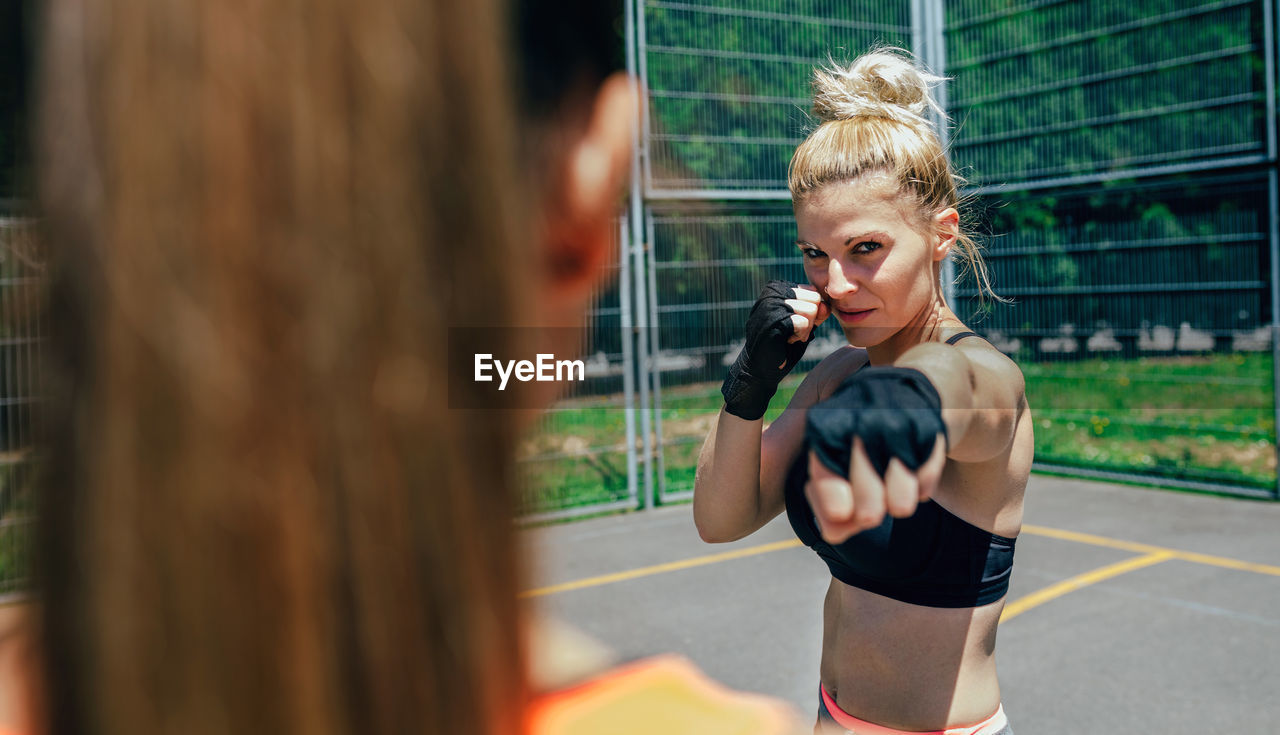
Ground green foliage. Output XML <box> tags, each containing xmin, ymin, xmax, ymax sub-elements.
<box><xmin>518</xmin><ymin>374</ymin><xmax>808</xmax><ymax>512</ymax></box>
<box><xmin>946</xmin><ymin>2</ymin><xmax>1260</xmax><ymax>183</ymax></box>
<box><xmin>643</xmin><ymin>2</ymin><xmax>912</xmax><ymax>189</ymax></box>
<box><xmin>642</xmin><ymin>1</ymin><xmax>1267</xmax><ymax>189</ymax></box>
<box><xmin>518</xmin><ymin>353</ymin><xmax>1278</xmax><ymax>514</ymax></box>
<box><xmin>959</xmin><ymin>175</ymin><xmax>1269</xmax><ymax>335</ymax></box>
<box><xmin>0</xmin><ymin>461</ymin><xmax>36</xmax><ymax>595</ymax></box>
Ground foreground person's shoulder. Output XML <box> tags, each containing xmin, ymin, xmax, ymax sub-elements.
<box><xmin>528</xmin><ymin>654</ymin><xmax>806</xmax><ymax>735</ymax></box>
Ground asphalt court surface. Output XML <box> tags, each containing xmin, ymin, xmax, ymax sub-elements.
<box><xmin>523</xmin><ymin>475</ymin><xmax>1280</xmax><ymax>733</ymax></box>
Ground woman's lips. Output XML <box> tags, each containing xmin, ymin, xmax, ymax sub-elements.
<box><xmin>833</xmin><ymin>307</ymin><xmax>874</xmax><ymax>324</ymax></box>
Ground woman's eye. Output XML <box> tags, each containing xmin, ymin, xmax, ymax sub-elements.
<box><xmin>853</xmin><ymin>240</ymin><xmax>882</xmax><ymax>254</ymax></box>
<box><xmin>802</xmin><ymin>248</ymin><xmax>825</xmax><ymax>259</ymax></box>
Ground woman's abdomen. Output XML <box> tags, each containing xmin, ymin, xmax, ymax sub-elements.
<box><xmin>819</xmin><ymin>578</ymin><xmax>1003</xmax><ymax>731</ymax></box>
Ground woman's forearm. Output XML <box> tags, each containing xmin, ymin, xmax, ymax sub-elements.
<box><xmin>692</xmin><ymin>409</ymin><xmax>770</xmax><ymax>543</ymax></box>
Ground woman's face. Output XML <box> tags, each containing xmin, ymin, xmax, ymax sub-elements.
<box><xmin>794</xmin><ymin>177</ymin><xmax>949</xmax><ymax>349</ymax></box>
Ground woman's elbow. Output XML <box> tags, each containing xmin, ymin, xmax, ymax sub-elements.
<box><xmin>692</xmin><ymin>498</ymin><xmax>745</xmax><ymax>544</ymax></box>
<box><xmin>692</xmin><ymin>503</ymin><xmax>726</xmax><ymax>543</ymax></box>
<box><xmin>695</xmin><ymin>519</ymin><xmax>744</xmax><ymax>544</ymax></box>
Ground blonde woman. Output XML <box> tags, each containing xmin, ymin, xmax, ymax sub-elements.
<box><xmin>695</xmin><ymin>49</ymin><xmax>1031</xmax><ymax>735</ymax></box>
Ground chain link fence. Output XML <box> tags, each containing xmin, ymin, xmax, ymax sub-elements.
<box><xmin>522</xmin><ymin>0</ymin><xmax>1280</xmax><ymax>517</ymax></box>
<box><xmin>0</xmin><ymin>213</ymin><xmax>40</xmax><ymax>597</ymax></box>
<box><xmin>641</xmin><ymin>1</ymin><xmax>914</xmax><ymax>194</ymax></box>
<box><xmin>516</xmin><ymin>221</ymin><xmax>641</xmax><ymax>521</ymax></box>
<box><xmin>1</xmin><ymin>2</ymin><xmax>1277</xmax><ymax>557</ymax></box>
<box><xmin>949</xmin><ymin>0</ymin><xmax>1269</xmax><ymax>189</ymax></box>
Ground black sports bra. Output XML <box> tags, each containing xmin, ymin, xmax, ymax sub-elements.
<box><xmin>782</xmin><ymin>331</ymin><xmax>1016</xmax><ymax>608</ymax></box>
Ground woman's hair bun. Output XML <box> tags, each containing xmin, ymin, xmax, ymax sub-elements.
<box><xmin>811</xmin><ymin>48</ymin><xmax>944</xmax><ymax>127</ymax></box>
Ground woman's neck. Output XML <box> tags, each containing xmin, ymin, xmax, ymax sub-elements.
<box><xmin>865</xmin><ymin>297</ymin><xmax>964</xmax><ymax>366</ymax></box>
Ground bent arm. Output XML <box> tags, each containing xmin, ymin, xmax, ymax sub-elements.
<box><xmin>694</xmin><ymin>407</ymin><xmax>809</xmax><ymax>544</ymax></box>
<box><xmin>692</xmin><ymin>411</ymin><xmax>772</xmax><ymax>543</ymax></box>
<box><xmin>693</xmin><ymin>349</ymin><xmax>857</xmax><ymax>543</ymax></box>
<box><xmin>894</xmin><ymin>341</ymin><xmax>1026</xmax><ymax>463</ymax></box>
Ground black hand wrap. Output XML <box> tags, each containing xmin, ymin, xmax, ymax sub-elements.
<box><xmin>721</xmin><ymin>280</ymin><xmax>813</xmax><ymax>420</ymax></box>
<box><xmin>805</xmin><ymin>367</ymin><xmax>947</xmax><ymax>478</ymax></box>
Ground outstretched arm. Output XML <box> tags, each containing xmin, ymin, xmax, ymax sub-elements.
<box><xmin>804</xmin><ymin>341</ymin><xmax>1026</xmax><ymax>543</ymax></box>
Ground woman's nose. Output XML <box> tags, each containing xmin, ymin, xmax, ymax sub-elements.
<box><xmin>826</xmin><ymin>260</ymin><xmax>857</xmax><ymax>299</ymax></box>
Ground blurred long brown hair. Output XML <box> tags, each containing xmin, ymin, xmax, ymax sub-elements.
<box><xmin>35</xmin><ymin>1</ymin><xmax>529</xmax><ymax>733</ymax></box>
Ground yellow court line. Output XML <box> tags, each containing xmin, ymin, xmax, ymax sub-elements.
<box><xmin>1020</xmin><ymin>524</ymin><xmax>1164</xmax><ymax>555</ymax></box>
<box><xmin>1021</xmin><ymin>525</ymin><xmax>1280</xmax><ymax>578</ymax></box>
<box><xmin>999</xmin><ymin>550</ymin><xmax>1175</xmax><ymax>623</ymax></box>
<box><xmin>521</xmin><ymin>539</ymin><xmax>803</xmax><ymax>599</ymax></box>
<box><xmin>1172</xmin><ymin>549</ymin><xmax>1280</xmax><ymax>577</ymax></box>
<box><xmin>522</xmin><ymin>523</ymin><xmax>1280</xmax><ymax>599</ymax></box>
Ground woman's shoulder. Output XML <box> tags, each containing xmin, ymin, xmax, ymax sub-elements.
<box><xmin>947</xmin><ymin>332</ymin><xmax>1027</xmax><ymax>393</ymax></box>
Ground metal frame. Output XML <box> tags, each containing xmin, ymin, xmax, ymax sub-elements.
<box><xmin>636</xmin><ymin>0</ymin><xmax>655</xmax><ymax>198</ymax></box>
<box><xmin>925</xmin><ymin>0</ymin><xmax>957</xmax><ymax>304</ymax></box>
<box><xmin>518</xmin><ymin>0</ymin><xmax>1280</xmax><ymax>519</ymax></box>
<box><xmin>1032</xmin><ymin>462</ymin><xmax>1279</xmax><ymax>501</ymax></box>
<box><xmin>634</xmin><ymin>0</ymin><xmax>1280</xmax><ymax>504</ymax></box>
<box><xmin>947</xmin><ymin>1</ymin><xmax>1265</xmax><ymax>189</ymax></box>
<box><xmin>949</xmin><ymin>1</ymin><xmax>1256</xmax><ymax>72</ymax></box>
<box><xmin>626</xmin><ymin>0</ymin><xmax>657</xmax><ymax>511</ymax></box>
<box><xmin>645</xmin><ymin>211</ymin><xmax>678</xmax><ymax>503</ymax></box>
<box><xmin>514</xmin><ymin>217</ymin><xmax>640</xmax><ymax>523</ymax></box>
<box><xmin>619</xmin><ymin>218</ymin><xmax>641</xmax><ymax>512</ymax></box>
<box><xmin>637</xmin><ymin>0</ymin><xmax>913</xmax><ymax>198</ymax></box>
<box><xmin>0</xmin><ymin>215</ymin><xmax>38</xmax><ymax>595</ymax></box>
<box><xmin>520</xmin><ymin>499</ymin><xmax>639</xmax><ymax>526</ymax></box>
<box><xmin>1265</xmin><ymin>0</ymin><xmax>1280</xmax><ymax>500</ymax></box>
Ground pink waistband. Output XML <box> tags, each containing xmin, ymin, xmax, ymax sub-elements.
<box><xmin>819</xmin><ymin>685</ymin><xmax>1007</xmax><ymax>735</ymax></box>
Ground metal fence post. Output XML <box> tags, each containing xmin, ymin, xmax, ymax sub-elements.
<box><xmin>1266</xmin><ymin>0</ymin><xmax>1280</xmax><ymax>500</ymax></box>
<box><xmin>1270</xmin><ymin>168</ymin><xmax>1280</xmax><ymax>501</ymax></box>
<box><xmin>618</xmin><ymin>218</ymin><xmax>639</xmax><ymax>507</ymax></box>
<box><xmin>911</xmin><ymin>0</ymin><xmax>925</xmax><ymax>66</ymax></box>
<box><xmin>632</xmin><ymin>230</ymin><xmax>654</xmax><ymax>511</ymax></box>
<box><xmin>625</xmin><ymin>0</ymin><xmax>654</xmax><ymax>510</ymax></box>
<box><xmin>1265</xmin><ymin>0</ymin><xmax>1277</xmax><ymax>162</ymax></box>
<box><xmin>926</xmin><ymin>0</ymin><xmax>957</xmax><ymax>305</ymax></box>
<box><xmin>645</xmin><ymin>210</ymin><xmax>669</xmax><ymax>501</ymax></box>
<box><xmin>636</xmin><ymin>0</ymin><xmax>654</xmax><ymax>195</ymax></box>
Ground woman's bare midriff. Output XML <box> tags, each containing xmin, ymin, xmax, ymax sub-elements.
<box><xmin>819</xmin><ymin>579</ymin><xmax>1004</xmax><ymax>730</ymax></box>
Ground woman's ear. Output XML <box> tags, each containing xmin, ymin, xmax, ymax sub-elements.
<box><xmin>933</xmin><ymin>207</ymin><xmax>959</xmax><ymax>261</ymax></box>
<box><xmin>540</xmin><ymin>72</ymin><xmax>636</xmax><ymax>324</ymax></box>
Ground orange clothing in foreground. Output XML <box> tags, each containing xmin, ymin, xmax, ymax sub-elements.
<box><xmin>529</xmin><ymin>655</ymin><xmax>801</xmax><ymax>735</ymax></box>
<box><xmin>0</xmin><ymin>653</ymin><xmax>800</xmax><ymax>735</ymax></box>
